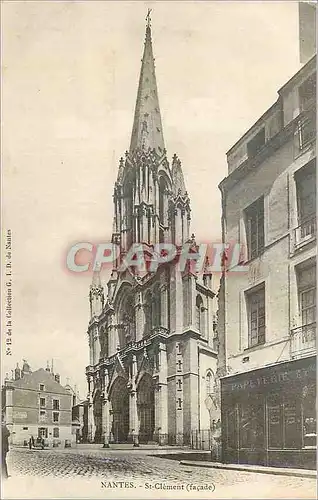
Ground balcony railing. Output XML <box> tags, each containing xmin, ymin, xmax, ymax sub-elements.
<box><xmin>294</xmin><ymin>216</ymin><xmax>317</xmax><ymax>249</ymax></box>
<box><xmin>290</xmin><ymin>322</ymin><xmax>316</xmax><ymax>357</ymax></box>
<box><xmin>294</xmin><ymin>107</ymin><xmax>316</xmax><ymax>157</ymax></box>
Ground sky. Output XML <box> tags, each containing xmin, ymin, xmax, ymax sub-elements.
<box><xmin>1</xmin><ymin>1</ymin><xmax>301</xmax><ymax>397</ymax></box>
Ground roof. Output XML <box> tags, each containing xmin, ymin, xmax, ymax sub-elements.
<box><xmin>8</xmin><ymin>368</ymin><xmax>71</xmax><ymax>396</ymax></box>
<box><xmin>278</xmin><ymin>54</ymin><xmax>316</xmax><ymax>95</ymax></box>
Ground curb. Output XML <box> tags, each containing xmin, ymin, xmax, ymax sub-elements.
<box><xmin>179</xmin><ymin>460</ymin><xmax>317</xmax><ymax>479</ymax></box>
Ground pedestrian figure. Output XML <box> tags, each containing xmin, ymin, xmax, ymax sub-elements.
<box><xmin>41</xmin><ymin>437</ymin><xmax>45</xmax><ymax>450</ymax></box>
<box><xmin>1</xmin><ymin>420</ymin><xmax>10</xmax><ymax>479</ymax></box>
<box><xmin>29</xmin><ymin>437</ymin><xmax>32</xmax><ymax>449</ymax></box>
<box><xmin>31</xmin><ymin>435</ymin><xmax>35</xmax><ymax>447</ymax></box>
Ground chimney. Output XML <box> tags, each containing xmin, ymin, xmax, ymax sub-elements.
<box><xmin>14</xmin><ymin>363</ymin><xmax>21</xmax><ymax>381</ymax></box>
<box><xmin>22</xmin><ymin>359</ymin><xmax>31</xmax><ymax>376</ymax></box>
<box><xmin>45</xmin><ymin>361</ymin><xmax>50</xmax><ymax>373</ymax></box>
<box><xmin>299</xmin><ymin>2</ymin><xmax>317</xmax><ymax>64</ymax></box>
<box><xmin>54</xmin><ymin>373</ymin><xmax>61</xmax><ymax>384</ymax></box>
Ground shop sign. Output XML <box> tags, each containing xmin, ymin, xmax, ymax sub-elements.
<box><xmin>223</xmin><ymin>362</ymin><xmax>316</xmax><ymax>393</ymax></box>
<box><xmin>14</xmin><ymin>411</ymin><xmax>27</xmax><ymax>419</ymax></box>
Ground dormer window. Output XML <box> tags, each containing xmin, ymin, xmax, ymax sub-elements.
<box><xmin>299</xmin><ymin>74</ymin><xmax>316</xmax><ymax>112</ymax></box>
<box><xmin>39</xmin><ymin>384</ymin><xmax>45</xmax><ymax>391</ymax></box>
<box><xmin>247</xmin><ymin>128</ymin><xmax>265</xmax><ymax>158</ymax></box>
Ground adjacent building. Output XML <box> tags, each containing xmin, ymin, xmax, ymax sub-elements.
<box><xmin>72</xmin><ymin>398</ymin><xmax>88</xmax><ymax>443</ymax></box>
<box><xmin>85</xmin><ymin>17</ymin><xmax>220</xmax><ymax>447</ymax></box>
<box><xmin>218</xmin><ymin>55</ymin><xmax>316</xmax><ymax>469</ymax></box>
<box><xmin>2</xmin><ymin>360</ymin><xmax>74</xmax><ymax>447</ymax></box>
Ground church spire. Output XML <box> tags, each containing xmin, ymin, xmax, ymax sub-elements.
<box><xmin>130</xmin><ymin>10</ymin><xmax>165</xmax><ymax>154</ymax></box>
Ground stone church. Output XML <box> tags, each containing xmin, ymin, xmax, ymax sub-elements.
<box><xmin>86</xmin><ymin>16</ymin><xmax>219</xmax><ymax>447</ymax></box>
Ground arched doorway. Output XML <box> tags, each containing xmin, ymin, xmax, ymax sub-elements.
<box><xmin>110</xmin><ymin>377</ymin><xmax>129</xmax><ymax>443</ymax></box>
<box><xmin>137</xmin><ymin>374</ymin><xmax>155</xmax><ymax>443</ymax></box>
<box><xmin>93</xmin><ymin>391</ymin><xmax>102</xmax><ymax>443</ymax></box>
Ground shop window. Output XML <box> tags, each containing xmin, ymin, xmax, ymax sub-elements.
<box><xmin>226</xmin><ymin>407</ymin><xmax>238</xmax><ymax>449</ymax></box>
<box><xmin>53</xmin><ymin>428</ymin><xmax>59</xmax><ymax>438</ymax></box>
<box><xmin>267</xmin><ymin>395</ymin><xmax>283</xmax><ymax>449</ymax></box>
<box><xmin>239</xmin><ymin>396</ymin><xmax>264</xmax><ymax>450</ymax></box>
<box><xmin>268</xmin><ymin>394</ymin><xmax>302</xmax><ymax>450</ymax></box>
<box><xmin>244</xmin><ymin>197</ymin><xmax>265</xmax><ymax>260</ymax></box>
<box><xmin>246</xmin><ymin>283</ymin><xmax>266</xmax><ymax>347</ymax></box>
<box><xmin>283</xmin><ymin>400</ymin><xmax>301</xmax><ymax>449</ymax></box>
<box><xmin>302</xmin><ymin>385</ymin><xmax>316</xmax><ymax>448</ymax></box>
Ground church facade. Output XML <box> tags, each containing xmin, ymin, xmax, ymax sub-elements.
<box><xmin>85</xmin><ymin>18</ymin><xmax>220</xmax><ymax>447</ymax></box>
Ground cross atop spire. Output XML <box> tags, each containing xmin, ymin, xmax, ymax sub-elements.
<box><xmin>129</xmin><ymin>11</ymin><xmax>165</xmax><ymax>154</ymax></box>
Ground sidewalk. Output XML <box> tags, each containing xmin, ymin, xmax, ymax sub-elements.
<box><xmin>74</xmin><ymin>443</ymin><xmax>202</xmax><ymax>452</ymax></box>
<box><xmin>179</xmin><ymin>460</ymin><xmax>317</xmax><ymax>479</ymax></box>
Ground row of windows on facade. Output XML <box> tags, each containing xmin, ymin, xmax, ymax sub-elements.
<box><xmin>22</xmin><ymin>427</ymin><xmax>61</xmax><ymax>438</ymax></box>
<box><xmin>244</xmin><ymin>161</ymin><xmax>316</xmax><ymax>260</ymax></box>
<box><xmin>39</xmin><ymin>397</ymin><xmax>60</xmax><ymax>410</ymax></box>
<box><xmin>246</xmin><ymin>74</ymin><xmax>316</xmax><ymax>159</ymax></box>
<box><xmin>39</xmin><ymin>410</ymin><xmax>60</xmax><ymax>423</ymax></box>
<box><xmin>245</xmin><ymin>260</ymin><xmax>316</xmax><ymax>348</ymax></box>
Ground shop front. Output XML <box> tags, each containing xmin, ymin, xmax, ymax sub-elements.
<box><xmin>221</xmin><ymin>356</ymin><xmax>316</xmax><ymax>469</ymax></box>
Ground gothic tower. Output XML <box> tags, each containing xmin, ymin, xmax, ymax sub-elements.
<box><xmin>86</xmin><ymin>14</ymin><xmax>219</xmax><ymax>447</ymax></box>
<box><xmin>111</xmin><ymin>20</ymin><xmax>191</xmax><ymax>254</ymax></box>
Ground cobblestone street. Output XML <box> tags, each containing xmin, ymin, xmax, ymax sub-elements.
<box><xmin>2</xmin><ymin>446</ymin><xmax>316</xmax><ymax>499</ymax></box>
